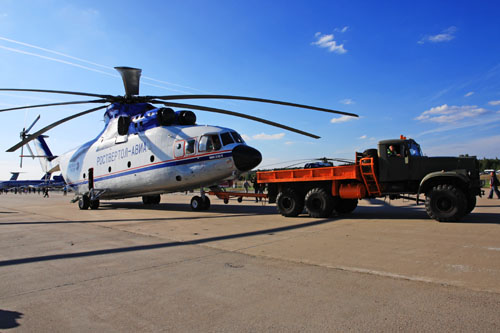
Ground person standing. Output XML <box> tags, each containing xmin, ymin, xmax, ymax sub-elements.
<box><xmin>488</xmin><ymin>171</ymin><xmax>500</xmax><ymax>199</ymax></box>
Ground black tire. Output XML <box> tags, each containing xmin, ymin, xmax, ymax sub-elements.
<box><xmin>237</xmin><ymin>197</ymin><xmax>243</xmax><ymax>203</ymax></box>
<box><xmin>336</xmin><ymin>198</ymin><xmax>358</xmax><ymax>214</ymax></box>
<box><xmin>89</xmin><ymin>200</ymin><xmax>100</xmax><ymax>210</ymax></box>
<box><xmin>142</xmin><ymin>196</ymin><xmax>151</xmax><ymax>205</ymax></box>
<box><xmin>202</xmin><ymin>196</ymin><xmax>211</xmax><ymax>210</ymax></box>
<box><xmin>363</xmin><ymin>149</ymin><xmax>378</xmax><ymax>158</ymax></box>
<box><xmin>191</xmin><ymin>196</ymin><xmax>203</xmax><ymax>211</ymax></box>
<box><xmin>276</xmin><ymin>188</ymin><xmax>304</xmax><ymax>217</ymax></box>
<box><xmin>223</xmin><ymin>198</ymin><xmax>229</xmax><ymax>204</ymax></box>
<box><xmin>78</xmin><ymin>195</ymin><xmax>90</xmax><ymax>210</ymax></box>
<box><xmin>465</xmin><ymin>194</ymin><xmax>476</xmax><ymax>215</ymax></box>
<box><xmin>143</xmin><ymin>195</ymin><xmax>161</xmax><ymax>205</ymax></box>
<box><xmin>425</xmin><ymin>184</ymin><xmax>467</xmax><ymax>222</ymax></box>
<box><xmin>304</xmin><ymin>188</ymin><xmax>334</xmax><ymax>218</ymax></box>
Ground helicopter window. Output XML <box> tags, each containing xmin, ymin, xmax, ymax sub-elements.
<box><xmin>199</xmin><ymin>134</ymin><xmax>222</xmax><ymax>152</ymax></box>
<box><xmin>230</xmin><ymin>131</ymin><xmax>244</xmax><ymax>143</ymax></box>
<box><xmin>186</xmin><ymin>139</ymin><xmax>196</xmax><ymax>155</ymax></box>
<box><xmin>174</xmin><ymin>140</ymin><xmax>185</xmax><ymax>158</ymax></box>
<box><xmin>220</xmin><ymin>132</ymin><xmax>234</xmax><ymax>146</ymax></box>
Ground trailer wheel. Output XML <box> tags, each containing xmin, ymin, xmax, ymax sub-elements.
<box><xmin>425</xmin><ymin>184</ymin><xmax>466</xmax><ymax>221</ymax></box>
<box><xmin>465</xmin><ymin>194</ymin><xmax>476</xmax><ymax>215</ymax></box>
<box><xmin>304</xmin><ymin>188</ymin><xmax>334</xmax><ymax>218</ymax></box>
<box><xmin>276</xmin><ymin>188</ymin><xmax>304</xmax><ymax>217</ymax></box>
<box><xmin>223</xmin><ymin>198</ymin><xmax>229</xmax><ymax>204</ymax></box>
<box><xmin>336</xmin><ymin>198</ymin><xmax>358</xmax><ymax>214</ymax></box>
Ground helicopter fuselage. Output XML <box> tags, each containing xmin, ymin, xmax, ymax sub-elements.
<box><xmin>53</xmin><ymin>103</ymin><xmax>261</xmax><ymax>200</ymax></box>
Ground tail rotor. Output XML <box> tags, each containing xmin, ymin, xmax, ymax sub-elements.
<box><xmin>19</xmin><ymin>114</ymin><xmax>40</xmax><ymax>168</ymax></box>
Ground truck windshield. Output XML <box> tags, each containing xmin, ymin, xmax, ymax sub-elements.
<box><xmin>408</xmin><ymin>141</ymin><xmax>423</xmax><ymax>156</ymax></box>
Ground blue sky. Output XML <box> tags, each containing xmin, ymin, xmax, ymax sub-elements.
<box><xmin>1</xmin><ymin>0</ymin><xmax>500</xmax><ymax>179</ymax></box>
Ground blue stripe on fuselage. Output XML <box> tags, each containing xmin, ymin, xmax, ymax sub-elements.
<box><xmin>68</xmin><ymin>150</ymin><xmax>233</xmax><ymax>187</ymax></box>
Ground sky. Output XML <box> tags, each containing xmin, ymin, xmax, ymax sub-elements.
<box><xmin>1</xmin><ymin>0</ymin><xmax>500</xmax><ymax>179</ymax></box>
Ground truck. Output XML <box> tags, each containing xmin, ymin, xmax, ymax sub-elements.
<box><xmin>257</xmin><ymin>136</ymin><xmax>481</xmax><ymax>222</ymax></box>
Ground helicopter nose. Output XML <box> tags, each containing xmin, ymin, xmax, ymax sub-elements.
<box><xmin>232</xmin><ymin>145</ymin><xmax>262</xmax><ymax>172</ymax></box>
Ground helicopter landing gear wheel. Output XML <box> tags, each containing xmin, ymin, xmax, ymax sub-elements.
<box><xmin>191</xmin><ymin>196</ymin><xmax>203</xmax><ymax>211</ymax></box>
<box><xmin>202</xmin><ymin>196</ymin><xmax>211</xmax><ymax>210</ymax></box>
<box><xmin>89</xmin><ymin>199</ymin><xmax>100</xmax><ymax>210</ymax></box>
<box><xmin>78</xmin><ymin>194</ymin><xmax>90</xmax><ymax>210</ymax></box>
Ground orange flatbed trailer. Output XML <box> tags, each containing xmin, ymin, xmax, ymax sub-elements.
<box><xmin>254</xmin><ymin>156</ymin><xmax>382</xmax><ymax>217</ymax></box>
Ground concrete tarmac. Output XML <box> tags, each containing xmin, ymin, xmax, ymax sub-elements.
<box><xmin>1</xmin><ymin>192</ymin><xmax>500</xmax><ymax>331</ymax></box>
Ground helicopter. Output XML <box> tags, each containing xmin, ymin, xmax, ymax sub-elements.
<box><xmin>1</xmin><ymin>66</ymin><xmax>358</xmax><ymax>211</ymax></box>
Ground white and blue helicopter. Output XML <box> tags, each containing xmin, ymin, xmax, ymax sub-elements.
<box><xmin>1</xmin><ymin>67</ymin><xmax>357</xmax><ymax>210</ymax></box>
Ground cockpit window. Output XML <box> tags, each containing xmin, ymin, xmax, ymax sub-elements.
<box><xmin>199</xmin><ymin>134</ymin><xmax>222</xmax><ymax>152</ymax></box>
<box><xmin>220</xmin><ymin>132</ymin><xmax>234</xmax><ymax>146</ymax></box>
<box><xmin>408</xmin><ymin>141</ymin><xmax>423</xmax><ymax>157</ymax></box>
<box><xmin>230</xmin><ymin>131</ymin><xmax>244</xmax><ymax>143</ymax></box>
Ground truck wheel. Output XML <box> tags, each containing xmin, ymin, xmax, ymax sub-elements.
<box><xmin>465</xmin><ymin>194</ymin><xmax>476</xmax><ymax>215</ymax></box>
<box><xmin>305</xmin><ymin>188</ymin><xmax>334</xmax><ymax>218</ymax></box>
<box><xmin>425</xmin><ymin>184</ymin><xmax>467</xmax><ymax>221</ymax></box>
<box><xmin>276</xmin><ymin>188</ymin><xmax>304</xmax><ymax>217</ymax></box>
<box><xmin>336</xmin><ymin>199</ymin><xmax>358</xmax><ymax>214</ymax></box>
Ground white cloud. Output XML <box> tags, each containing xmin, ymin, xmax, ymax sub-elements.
<box><xmin>331</xmin><ymin>115</ymin><xmax>356</xmax><ymax>123</ymax></box>
<box><xmin>241</xmin><ymin>134</ymin><xmax>251</xmax><ymax>142</ymax></box>
<box><xmin>251</xmin><ymin>133</ymin><xmax>286</xmax><ymax>140</ymax></box>
<box><xmin>335</xmin><ymin>26</ymin><xmax>349</xmax><ymax>33</ymax></box>
<box><xmin>340</xmin><ymin>98</ymin><xmax>355</xmax><ymax>105</ymax></box>
<box><xmin>489</xmin><ymin>100</ymin><xmax>500</xmax><ymax>106</ymax></box>
<box><xmin>418</xmin><ymin>26</ymin><xmax>457</xmax><ymax>44</ymax></box>
<box><xmin>464</xmin><ymin>91</ymin><xmax>474</xmax><ymax>97</ymax></box>
<box><xmin>312</xmin><ymin>32</ymin><xmax>347</xmax><ymax>54</ymax></box>
<box><xmin>359</xmin><ymin>135</ymin><xmax>367</xmax><ymax>139</ymax></box>
<box><xmin>285</xmin><ymin>141</ymin><xmax>294</xmax><ymax>145</ymax></box>
<box><xmin>415</xmin><ymin>104</ymin><xmax>487</xmax><ymax>123</ymax></box>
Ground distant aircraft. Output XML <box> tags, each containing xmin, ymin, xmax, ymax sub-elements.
<box><xmin>0</xmin><ymin>172</ymin><xmax>65</xmax><ymax>192</ymax></box>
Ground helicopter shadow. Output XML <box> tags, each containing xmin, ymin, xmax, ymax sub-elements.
<box><xmin>98</xmin><ymin>200</ymin><xmax>278</xmax><ymax>215</ymax></box>
<box><xmin>0</xmin><ymin>217</ymin><xmax>337</xmax><ymax>267</ymax></box>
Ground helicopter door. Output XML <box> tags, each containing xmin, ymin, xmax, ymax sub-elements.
<box><xmin>174</xmin><ymin>140</ymin><xmax>185</xmax><ymax>158</ymax></box>
<box><xmin>88</xmin><ymin>168</ymin><xmax>94</xmax><ymax>190</ymax></box>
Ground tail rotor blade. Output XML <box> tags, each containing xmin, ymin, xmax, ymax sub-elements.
<box><xmin>25</xmin><ymin>114</ymin><xmax>41</xmax><ymax>133</ymax></box>
<box><xmin>26</xmin><ymin>143</ymin><xmax>35</xmax><ymax>159</ymax></box>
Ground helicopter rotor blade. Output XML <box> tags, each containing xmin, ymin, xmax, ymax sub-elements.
<box><xmin>152</xmin><ymin>94</ymin><xmax>358</xmax><ymax>118</ymax></box>
<box><xmin>115</xmin><ymin>67</ymin><xmax>142</xmax><ymax>97</ymax></box>
<box><xmin>6</xmin><ymin>104</ymin><xmax>109</xmax><ymax>152</ymax></box>
<box><xmin>0</xmin><ymin>88</ymin><xmax>111</xmax><ymax>99</ymax></box>
<box><xmin>24</xmin><ymin>114</ymin><xmax>41</xmax><ymax>133</ymax></box>
<box><xmin>19</xmin><ymin>145</ymin><xmax>24</xmax><ymax>168</ymax></box>
<box><xmin>152</xmin><ymin>100</ymin><xmax>320</xmax><ymax>139</ymax></box>
<box><xmin>0</xmin><ymin>99</ymin><xmax>108</xmax><ymax>113</ymax></box>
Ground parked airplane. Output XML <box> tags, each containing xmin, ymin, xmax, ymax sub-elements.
<box><xmin>1</xmin><ymin>67</ymin><xmax>358</xmax><ymax>210</ymax></box>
